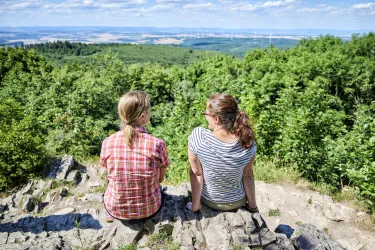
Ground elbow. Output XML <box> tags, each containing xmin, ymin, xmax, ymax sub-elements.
<box><xmin>190</xmin><ymin>168</ymin><xmax>203</xmax><ymax>177</ymax></box>
<box><xmin>243</xmin><ymin>174</ymin><xmax>254</xmax><ymax>182</ymax></box>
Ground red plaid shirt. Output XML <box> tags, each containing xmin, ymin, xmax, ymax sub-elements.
<box><xmin>100</xmin><ymin>127</ymin><xmax>170</xmax><ymax>220</ymax></box>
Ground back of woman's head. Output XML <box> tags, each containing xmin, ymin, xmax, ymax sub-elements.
<box><xmin>118</xmin><ymin>90</ymin><xmax>150</xmax><ymax>148</ymax></box>
<box><xmin>207</xmin><ymin>94</ymin><xmax>255</xmax><ymax>149</ymax></box>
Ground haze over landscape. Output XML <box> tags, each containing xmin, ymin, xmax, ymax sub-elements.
<box><xmin>1</xmin><ymin>1</ymin><xmax>375</xmax><ymax>46</ymax></box>
<box><xmin>1</xmin><ymin>0</ymin><xmax>375</xmax><ymax>30</ymax></box>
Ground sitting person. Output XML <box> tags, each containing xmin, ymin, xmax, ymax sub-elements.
<box><xmin>100</xmin><ymin>90</ymin><xmax>170</xmax><ymax>221</ymax></box>
<box><xmin>187</xmin><ymin>93</ymin><xmax>258</xmax><ymax>212</ymax></box>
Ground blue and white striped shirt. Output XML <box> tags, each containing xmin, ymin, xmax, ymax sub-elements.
<box><xmin>188</xmin><ymin>127</ymin><xmax>256</xmax><ymax>203</ymax></box>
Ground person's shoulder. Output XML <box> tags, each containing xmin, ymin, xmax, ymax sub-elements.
<box><xmin>103</xmin><ymin>131</ymin><xmax>123</xmax><ymax>143</ymax></box>
<box><xmin>146</xmin><ymin>133</ymin><xmax>166</xmax><ymax>146</ymax></box>
<box><xmin>191</xmin><ymin>126</ymin><xmax>209</xmax><ymax>136</ymax></box>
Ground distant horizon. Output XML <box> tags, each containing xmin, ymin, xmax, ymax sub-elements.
<box><xmin>0</xmin><ymin>26</ymin><xmax>374</xmax><ymax>32</ymax></box>
<box><xmin>1</xmin><ymin>1</ymin><xmax>375</xmax><ymax>30</ymax></box>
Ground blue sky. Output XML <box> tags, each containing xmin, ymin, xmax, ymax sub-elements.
<box><xmin>0</xmin><ymin>0</ymin><xmax>374</xmax><ymax>30</ymax></box>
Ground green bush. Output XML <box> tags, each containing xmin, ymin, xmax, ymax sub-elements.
<box><xmin>0</xmin><ymin>99</ymin><xmax>46</xmax><ymax>189</ymax></box>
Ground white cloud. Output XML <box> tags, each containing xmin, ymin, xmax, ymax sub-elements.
<box><xmin>229</xmin><ymin>0</ymin><xmax>298</xmax><ymax>12</ymax></box>
<box><xmin>297</xmin><ymin>6</ymin><xmax>337</xmax><ymax>13</ymax></box>
<box><xmin>261</xmin><ymin>1</ymin><xmax>285</xmax><ymax>8</ymax></box>
<box><xmin>156</xmin><ymin>0</ymin><xmax>190</xmax><ymax>3</ymax></box>
<box><xmin>6</xmin><ymin>1</ymin><xmax>42</xmax><ymax>10</ymax></box>
<box><xmin>352</xmin><ymin>3</ymin><xmax>375</xmax><ymax>9</ymax></box>
<box><xmin>147</xmin><ymin>4</ymin><xmax>175</xmax><ymax>12</ymax></box>
<box><xmin>183</xmin><ymin>3</ymin><xmax>215</xmax><ymax>10</ymax></box>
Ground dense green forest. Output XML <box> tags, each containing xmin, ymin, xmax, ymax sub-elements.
<box><xmin>25</xmin><ymin>41</ymin><xmax>212</xmax><ymax>66</ymax></box>
<box><xmin>1</xmin><ymin>34</ymin><xmax>375</xmax><ymax>210</ymax></box>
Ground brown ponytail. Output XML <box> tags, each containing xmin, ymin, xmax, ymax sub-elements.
<box><xmin>208</xmin><ymin>94</ymin><xmax>255</xmax><ymax>149</ymax></box>
<box><xmin>232</xmin><ymin>111</ymin><xmax>255</xmax><ymax>149</ymax></box>
<box><xmin>118</xmin><ymin>90</ymin><xmax>150</xmax><ymax>148</ymax></box>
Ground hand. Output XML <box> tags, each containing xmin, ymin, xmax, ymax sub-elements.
<box><xmin>244</xmin><ymin>203</ymin><xmax>259</xmax><ymax>213</ymax></box>
<box><xmin>185</xmin><ymin>202</ymin><xmax>202</xmax><ymax>212</ymax></box>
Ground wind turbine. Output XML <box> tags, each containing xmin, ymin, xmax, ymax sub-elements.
<box><xmin>269</xmin><ymin>33</ymin><xmax>272</xmax><ymax>43</ymax></box>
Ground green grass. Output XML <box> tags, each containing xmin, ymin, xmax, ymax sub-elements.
<box><xmin>115</xmin><ymin>242</ymin><xmax>137</xmax><ymax>250</ymax></box>
<box><xmin>253</xmin><ymin>158</ymin><xmax>301</xmax><ymax>184</ymax></box>
<box><xmin>146</xmin><ymin>231</ymin><xmax>180</xmax><ymax>250</ymax></box>
<box><xmin>89</xmin><ymin>185</ymin><xmax>107</xmax><ymax>194</ymax></box>
<box><xmin>268</xmin><ymin>209</ymin><xmax>281</xmax><ymax>217</ymax></box>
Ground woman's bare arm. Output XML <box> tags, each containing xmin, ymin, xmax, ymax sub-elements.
<box><xmin>159</xmin><ymin>167</ymin><xmax>167</xmax><ymax>183</ymax></box>
<box><xmin>243</xmin><ymin>155</ymin><xmax>257</xmax><ymax>209</ymax></box>
<box><xmin>188</xmin><ymin>149</ymin><xmax>203</xmax><ymax>211</ymax></box>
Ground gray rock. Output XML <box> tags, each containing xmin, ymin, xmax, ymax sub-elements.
<box><xmin>88</xmin><ymin>181</ymin><xmax>102</xmax><ymax>187</ymax></box>
<box><xmin>21</xmin><ymin>195</ymin><xmax>35</xmax><ymax>213</ymax></box>
<box><xmin>336</xmin><ymin>238</ymin><xmax>363</xmax><ymax>250</ymax></box>
<box><xmin>323</xmin><ymin>203</ymin><xmax>354</xmax><ymax>222</ymax></box>
<box><xmin>2</xmin><ymin>196</ymin><xmax>14</xmax><ymax>208</ymax></box>
<box><xmin>231</xmin><ymin>228</ymin><xmax>250</xmax><ymax>247</ymax></box>
<box><xmin>66</xmin><ymin>170</ymin><xmax>79</xmax><ymax>182</ymax></box>
<box><xmin>79</xmin><ymin>193</ymin><xmax>103</xmax><ymax>203</ymax></box>
<box><xmin>20</xmin><ymin>181</ymin><xmax>33</xmax><ymax>195</ymax></box>
<box><xmin>0</xmin><ymin>243</ymin><xmax>22</xmax><ymax>250</ymax></box>
<box><xmin>80</xmin><ymin>173</ymin><xmax>89</xmax><ymax>184</ymax></box>
<box><xmin>291</xmin><ymin>224</ymin><xmax>346</xmax><ymax>250</ymax></box>
<box><xmin>259</xmin><ymin>228</ymin><xmax>277</xmax><ymax>246</ymax></box>
<box><xmin>32</xmin><ymin>180</ymin><xmax>46</xmax><ymax>196</ymax></box>
<box><xmin>252</xmin><ymin>212</ymin><xmax>268</xmax><ymax>229</ymax></box>
<box><xmin>44</xmin><ymin>190</ymin><xmax>57</xmax><ymax>203</ymax></box>
<box><xmin>0</xmin><ymin>182</ymin><xmax>347</xmax><ymax>250</ymax></box>
<box><xmin>54</xmin><ymin>207</ymin><xmax>76</xmax><ymax>215</ymax></box>
<box><xmin>239</xmin><ymin>209</ymin><xmax>257</xmax><ymax>234</ymax></box>
<box><xmin>180</xmin><ymin>247</ymin><xmax>195</xmax><ymax>250</ymax></box>
<box><xmin>7</xmin><ymin>231</ymin><xmax>25</xmax><ymax>244</ymax></box>
<box><xmin>226</xmin><ymin>212</ymin><xmax>245</xmax><ymax>228</ymax></box>
<box><xmin>60</xmin><ymin>187</ymin><xmax>69</xmax><ymax>197</ymax></box>
<box><xmin>56</xmin><ymin>155</ymin><xmax>75</xmax><ymax>180</ymax></box>
<box><xmin>249</xmin><ymin>233</ymin><xmax>261</xmax><ymax>247</ymax></box>
<box><xmin>0</xmin><ymin>203</ymin><xmax>7</xmax><ymax>213</ymax></box>
<box><xmin>275</xmin><ymin>233</ymin><xmax>295</xmax><ymax>250</ymax></box>
<box><xmin>13</xmin><ymin>194</ymin><xmax>22</xmax><ymax>208</ymax></box>
<box><xmin>44</xmin><ymin>179</ymin><xmax>53</xmax><ymax>190</ymax></box>
<box><xmin>264</xmin><ymin>243</ymin><xmax>282</xmax><ymax>250</ymax></box>
<box><xmin>0</xmin><ymin>232</ymin><xmax>8</xmax><ymax>244</ymax></box>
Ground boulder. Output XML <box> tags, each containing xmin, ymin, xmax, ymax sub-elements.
<box><xmin>56</xmin><ymin>155</ymin><xmax>75</xmax><ymax>180</ymax></box>
<box><xmin>291</xmin><ymin>224</ymin><xmax>346</xmax><ymax>250</ymax></box>
<box><xmin>66</xmin><ymin>170</ymin><xmax>79</xmax><ymax>183</ymax></box>
<box><xmin>21</xmin><ymin>195</ymin><xmax>35</xmax><ymax>213</ymax></box>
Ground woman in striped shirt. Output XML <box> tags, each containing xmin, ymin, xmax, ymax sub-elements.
<box><xmin>187</xmin><ymin>94</ymin><xmax>258</xmax><ymax>212</ymax></box>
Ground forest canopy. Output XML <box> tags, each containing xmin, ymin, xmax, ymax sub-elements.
<box><xmin>1</xmin><ymin>34</ymin><xmax>374</xmax><ymax>208</ymax></box>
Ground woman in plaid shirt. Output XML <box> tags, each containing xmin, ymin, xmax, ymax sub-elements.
<box><xmin>100</xmin><ymin>91</ymin><xmax>170</xmax><ymax>221</ymax></box>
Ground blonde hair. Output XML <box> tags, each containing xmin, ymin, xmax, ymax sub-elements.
<box><xmin>118</xmin><ymin>90</ymin><xmax>150</xmax><ymax>148</ymax></box>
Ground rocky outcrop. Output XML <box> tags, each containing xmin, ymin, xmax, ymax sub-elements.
<box><xmin>0</xmin><ymin>155</ymin><xmax>372</xmax><ymax>249</ymax></box>
<box><xmin>0</xmin><ymin>184</ymin><xmax>345</xmax><ymax>250</ymax></box>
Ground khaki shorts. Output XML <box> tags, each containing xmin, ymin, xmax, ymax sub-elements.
<box><xmin>201</xmin><ymin>196</ymin><xmax>247</xmax><ymax>211</ymax></box>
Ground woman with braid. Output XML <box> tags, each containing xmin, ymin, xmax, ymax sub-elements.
<box><xmin>100</xmin><ymin>90</ymin><xmax>170</xmax><ymax>222</ymax></box>
<box><xmin>187</xmin><ymin>94</ymin><xmax>258</xmax><ymax>213</ymax></box>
